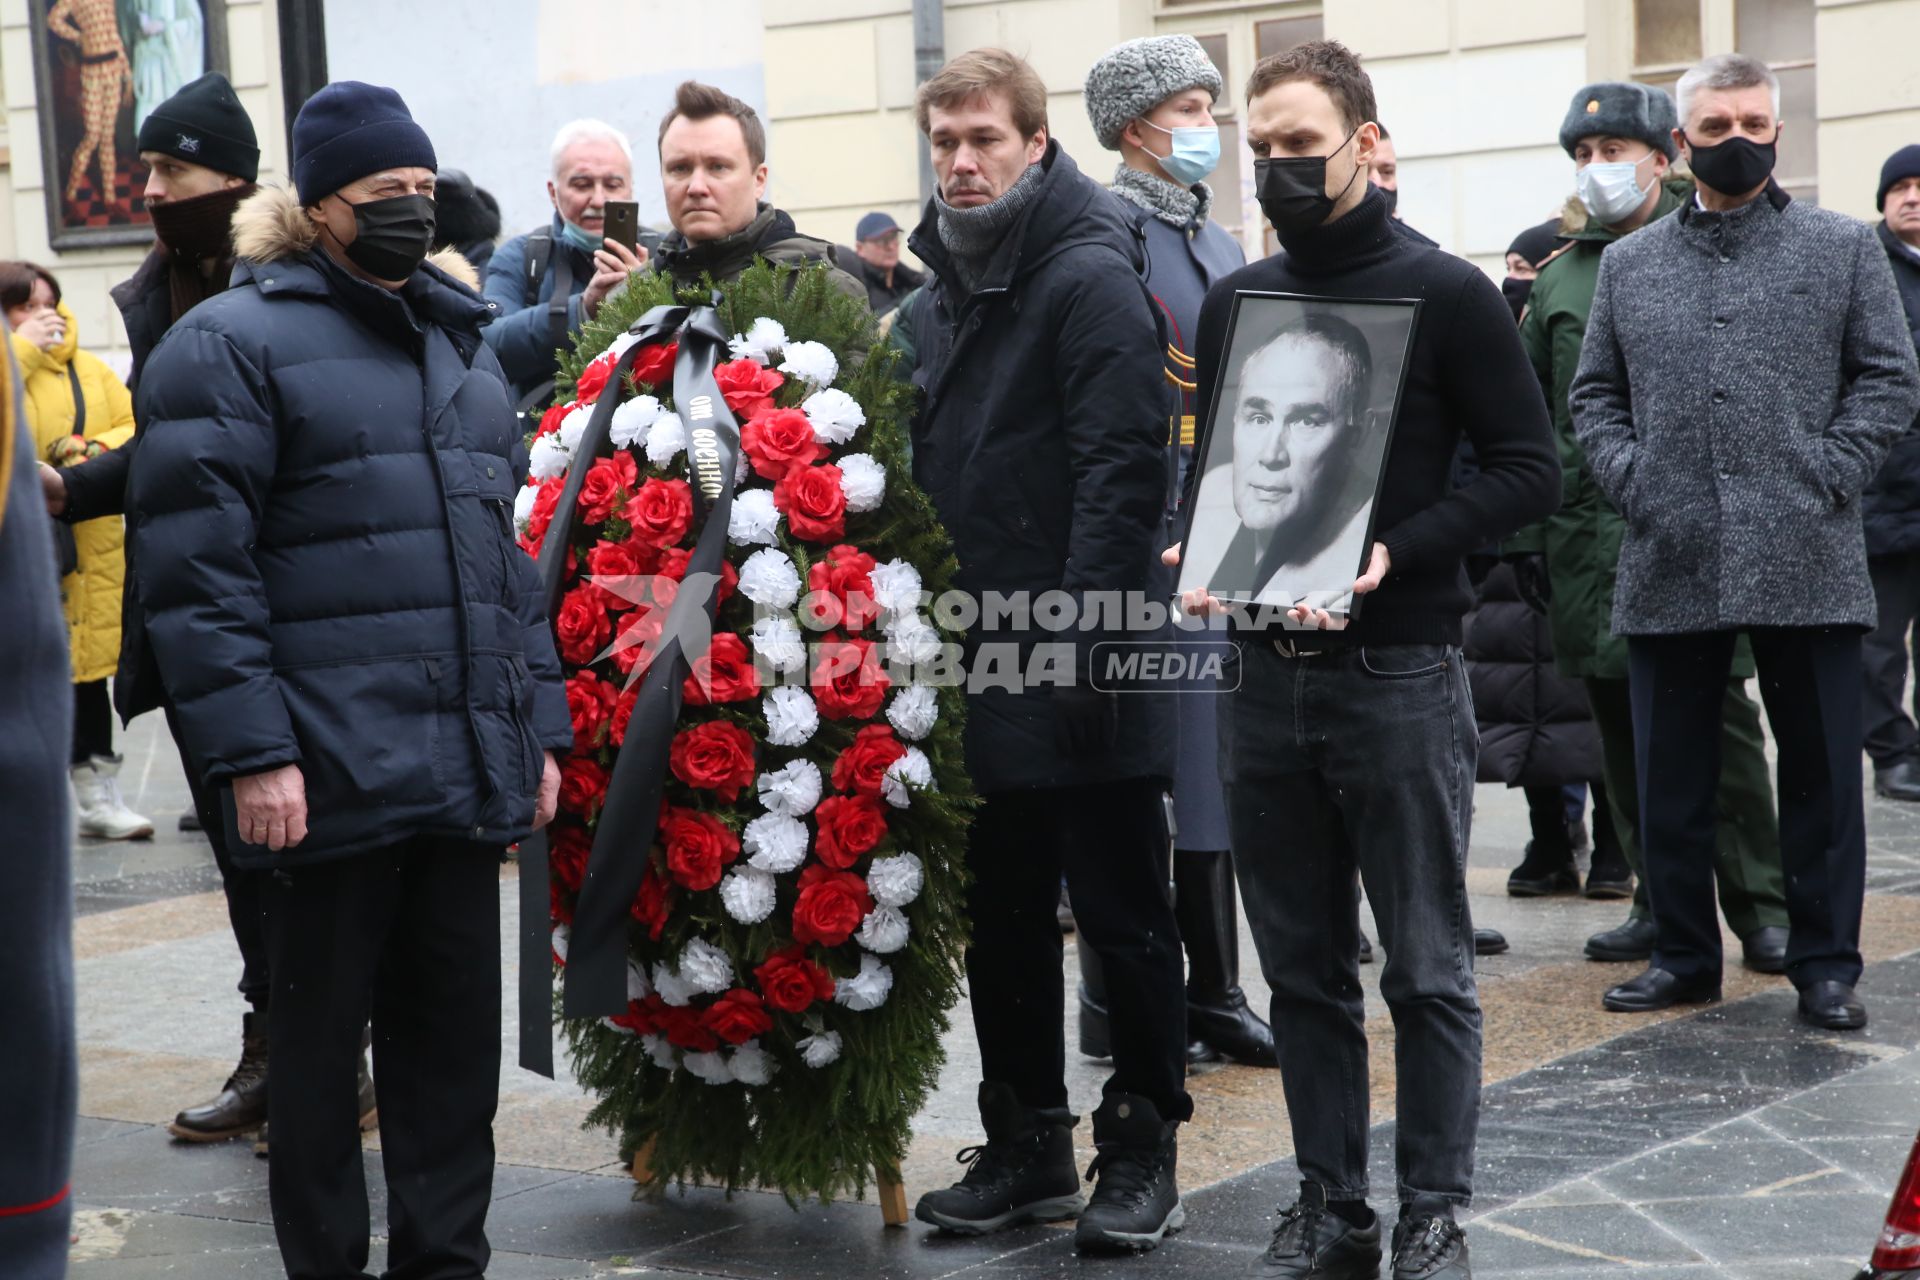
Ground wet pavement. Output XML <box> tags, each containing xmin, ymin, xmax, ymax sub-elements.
<box><xmin>63</xmin><ymin>707</ymin><xmax>1920</xmax><ymax>1278</ymax></box>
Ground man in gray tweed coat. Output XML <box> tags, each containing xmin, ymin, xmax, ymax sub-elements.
<box><xmin>1571</xmin><ymin>53</ymin><xmax>1920</xmax><ymax>1031</ymax></box>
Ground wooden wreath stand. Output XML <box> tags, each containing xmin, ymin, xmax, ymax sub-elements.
<box><xmin>629</xmin><ymin>1137</ymin><xmax>910</xmax><ymax>1226</ymax></box>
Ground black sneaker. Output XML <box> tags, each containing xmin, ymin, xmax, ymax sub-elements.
<box><xmin>1075</xmin><ymin>1093</ymin><xmax>1185</xmax><ymax>1253</ymax></box>
<box><xmin>1390</xmin><ymin>1196</ymin><xmax>1469</xmax><ymax>1279</ymax></box>
<box><xmin>1253</xmin><ymin>1182</ymin><xmax>1381</xmax><ymax>1277</ymax></box>
<box><xmin>914</xmin><ymin>1082</ymin><xmax>1082</xmax><ymax>1234</ymax></box>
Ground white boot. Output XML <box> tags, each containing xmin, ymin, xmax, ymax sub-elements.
<box><xmin>72</xmin><ymin>755</ymin><xmax>155</xmax><ymax>840</ymax></box>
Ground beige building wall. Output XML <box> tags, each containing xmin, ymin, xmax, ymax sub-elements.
<box><xmin>0</xmin><ymin>0</ymin><xmax>288</xmax><ymax>374</ymax></box>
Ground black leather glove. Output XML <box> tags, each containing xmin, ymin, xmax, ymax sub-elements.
<box><xmin>1511</xmin><ymin>552</ymin><xmax>1552</xmax><ymax>616</ymax></box>
<box><xmin>1052</xmin><ymin>684</ymin><xmax>1119</xmax><ymax>758</ymax></box>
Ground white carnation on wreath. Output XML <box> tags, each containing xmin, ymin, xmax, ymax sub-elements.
<box><xmin>678</xmin><ymin>937</ymin><xmax>734</xmax><ymax>994</ymax></box>
<box><xmin>682</xmin><ymin>1049</ymin><xmax>734</xmax><ymax>1085</ymax></box>
<box><xmin>834</xmin><ymin>954</ymin><xmax>893</xmax><ymax>1012</ymax></box>
<box><xmin>602</xmin><ymin>1015</ymin><xmax>635</xmax><ymax>1036</ymax></box>
<box><xmin>798</xmin><ymin>1030</ymin><xmax>843</xmax><ymax>1068</ymax></box>
<box><xmin>738</xmin><ymin>548</ymin><xmax>802</xmax><ymax>609</ymax></box>
<box><xmin>513</xmin><ymin>482</ymin><xmax>538</xmax><ymax>534</ymax></box>
<box><xmin>558</xmin><ymin>405</ymin><xmax>592</xmax><ymax>454</ymax></box>
<box><xmin>728</xmin><ymin>316</ymin><xmax>788</xmax><ymax>365</ymax></box>
<box><xmin>881</xmin><ymin>746</ymin><xmax>935</xmax><ymax>809</ymax></box>
<box><xmin>748</xmin><ymin>614</ymin><xmax>806</xmax><ymax>673</ymax></box>
<box><xmin>728</xmin><ymin>487</ymin><xmax>781</xmax><ymax>546</ymax></box>
<box><xmin>641</xmin><ymin>1033</ymin><xmax>678</xmax><ymax>1071</ymax></box>
<box><xmin>856</xmin><ymin>903</ymin><xmax>910</xmax><ymax>954</ymax></box>
<box><xmin>802</xmin><ymin>388</ymin><xmax>865</xmax><ymax>446</ymax></box>
<box><xmin>868</xmin><ymin>559</ymin><xmax>923</xmax><ymax>616</ymax></box>
<box><xmin>867</xmin><ymin>852</ymin><xmax>925</xmax><ymax>908</ymax></box>
<box><xmin>720</xmin><ymin>867</ymin><xmax>777</xmax><ymax>923</ymax></box>
<box><xmin>885</xmin><ymin>615</ymin><xmax>942</xmax><ymax>667</ymax></box>
<box><xmin>652</xmin><ymin>960</ymin><xmax>697</xmax><ymax>1007</ymax></box>
<box><xmin>730</xmin><ymin>1040</ymin><xmax>778</xmax><ymax>1085</ymax></box>
<box><xmin>886</xmin><ymin>685</ymin><xmax>938</xmax><ymax>741</ymax></box>
<box><xmin>645</xmin><ymin>412</ymin><xmax>689</xmax><ymax>467</ymax></box>
<box><xmin>764</xmin><ymin>685</ymin><xmax>819</xmax><ymax>747</ymax></box>
<box><xmin>627</xmin><ymin>959</ymin><xmax>652</xmax><ymax>1002</ymax></box>
<box><xmin>550</xmin><ymin>923</ymin><xmax>570</xmax><ymax>964</ymax></box>
<box><xmin>605</xmin><ymin>329</ymin><xmax>642</xmax><ymax>362</ymax></box>
<box><xmin>778</xmin><ymin>340</ymin><xmax>838</xmax><ymax>389</ymax></box>
<box><xmin>837</xmin><ymin>453</ymin><xmax>886</xmax><ymax>513</ymax></box>
<box><xmin>735</xmin><ymin>449</ymin><xmax>751</xmax><ymax>487</ymax></box>
<box><xmin>742</xmin><ymin>812</ymin><xmax>809</xmax><ymax>874</ymax></box>
<box><xmin>609</xmin><ymin>394</ymin><xmax>663</xmax><ymax>448</ymax></box>
<box><xmin>757</xmin><ymin>758</ymin><xmax>823</xmax><ymax>817</ymax></box>
<box><xmin>528</xmin><ymin>433</ymin><xmax>569</xmax><ymax>481</ymax></box>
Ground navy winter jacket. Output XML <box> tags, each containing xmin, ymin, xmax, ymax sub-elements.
<box><xmin>129</xmin><ymin>187</ymin><xmax>572</xmax><ymax>867</ymax></box>
<box><xmin>482</xmin><ymin>215</ymin><xmax>595</xmax><ymax>405</ymax></box>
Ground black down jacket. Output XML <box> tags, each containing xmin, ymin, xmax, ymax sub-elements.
<box><xmin>906</xmin><ymin>141</ymin><xmax>1175</xmax><ymax>792</ymax></box>
<box><xmin>1863</xmin><ymin>219</ymin><xmax>1920</xmax><ymax>557</ymax></box>
<box><xmin>1462</xmin><ymin>560</ymin><xmax>1601</xmax><ymax>788</ymax></box>
<box><xmin>129</xmin><ymin>186</ymin><xmax>573</xmax><ymax>866</ymax></box>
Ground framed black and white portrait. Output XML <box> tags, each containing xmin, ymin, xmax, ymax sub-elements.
<box><xmin>1176</xmin><ymin>291</ymin><xmax>1420</xmax><ymax>624</ymax></box>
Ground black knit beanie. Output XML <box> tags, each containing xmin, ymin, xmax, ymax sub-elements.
<box><xmin>292</xmin><ymin>81</ymin><xmax>437</xmax><ymax>204</ymax></box>
<box><xmin>1879</xmin><ymin>145</ymin><xmax>1920</xmax><ymax>212</ymax></box>
<box><xmin>136</xmin><ymin>72</ymin><xmax>260</xmax><ymax>182</ymax></box>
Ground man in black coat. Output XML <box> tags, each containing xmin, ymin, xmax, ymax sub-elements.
<box><xmin>1862</xmin><ymin>144</ymin><xmax>1920</xmax><ymax>802</ymax></box>
<box><xmin>128</xmin><ymin>82</ymin><xmax>571</xmax><ymax>1280</ymax></box>
<box><xmin>902</xmin><ymin>49</ymin><xmax>1190</xmax><ymax>1254</ymax></box>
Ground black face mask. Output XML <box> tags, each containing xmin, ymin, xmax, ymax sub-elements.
<box><xmin>1378</xmin><ymin>185</ymin><xmax>1398</xmax><ymax>217</ymax></box>
<box><xmin>1684</xmin><ymin>132</ymin><xmax>1778</xmax><ymax>199</ymax></box>
<box><xmin>1255</xmin><ymin>126</ymin><xmax>1362</xmax><ymax>236</ymax></box>
<box><xmin>336</xmin><ymin>193</ymin><xmax>437</xmax><ymax>280</ymax></box>
<box><xmin>1502</xmin><ymin>276</ymin><xmax>1533</xmax><ymax>322</ymax></box>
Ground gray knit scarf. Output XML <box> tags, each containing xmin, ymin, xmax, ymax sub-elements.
<box><xmin>935</xmin><ymin>162</ymin><xmax>1045</xmax><ymax>287</ymax></box>
<box><xmin>1110</xmin><ymin>164</ymin><xmax>1212</xmax><ymax>231</ymax></box>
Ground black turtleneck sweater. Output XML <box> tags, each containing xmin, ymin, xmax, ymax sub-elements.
<box><xmin>1191</xmin><ymin>185</ymin><xmax>1559</xmax><ymax>645</ymax></box>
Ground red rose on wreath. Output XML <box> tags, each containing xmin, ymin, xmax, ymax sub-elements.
<box><xmin>656</xmin><ymin>547</ymin><xmax>739</xmax><ymax>607</ymax></box>
<box><xmin>669</xmin><ymin>721</ymin><xmax>757</xmax><ymax>801</ymax></box>
<box><xmin>792</xmin><ymin>862</ymin><xmax>874</xmax><ymax>947</ymax></box>
<box><xmin>575</xmin><ymin>352</ymin><xmax>616</xmax><ymax>405</ymax></box>
<box><xmin>814</xmin><ymin>793</ymin><xmax>889</xmax><ymax>868</ymax></box>
<box><xmin>630</xmin><ymin>340</ymin><xmax>678</xmax><ymax>388</ymax></box>
<box><xmin>713</xmin><ymin>359</ymin><xmax>785</xmax><ymax>420</ymax></box>
<box><xmin>702</xmin><ymin>988</ymin><xmax>774</xmax><ymax>1045</ymax></box>
<box><xmin>610</xmin><ymin>687</ymin><xmax>637</xmax><ymax>747</ymax></box>
<box><xmin>830</xmin><ymin>724</ymin><xmax>907</xmax><ymax>797</ymax></box>
<box><xmin>806</xmin><ymin>544</ymin><xmax>880</xmax><ymax>630</ymax></box>
<box><xmin>521</xmin><ymin>478</ymin><xmax>566</xmax><ymax>555</ymax></box>
<box><xmin>661</xmin><ymin>806</ymin><xmax>741</xmax><ymax>891</ymax></box>
<box><xmin>585</xmin><ymin>538</ymin><xmax>660</xmax><ymax>608</ymax></box>
<box><xmin>610</xmin><ymin>608</ymin><xmax>664</xmax><ymax>676</ymax></box>
<box><xmin>775</xmin><ymin>463</ymin><xmax>848</xmax><ymax>542</ymax></box>
<box><xmin>684</xmin><ymin>632</ymin><xmax>762</xmax><ymax>706</ymax></box>
<box><xmin>550</xmin><ymin>879</ymin><xmax>574</xmax><ymax>927</ymax></box>
<box><xmin>753</xmin><ymin>944</ymin><xmax>837</xmax><ymax>1013</ymax></box>
<box><xmin>555</xmin><ymin>585</ymin><xmax>611</xmax><ymax>665</ymax></box>
<box><xmin>811</xmin><ymin>635</ymin><xmax>890</xmax><ymax>720</ymax></box>
<box><xmin>558</xmin><ymin>755</ymin><xmax>609</xmax><ymax>817</ymax></box>
<box><xmin>577</xmin><ymin>452</ymin><xmax>638</xmax><ymax>524</ymax></box>
<box><xmin>565</xmin><ymin>670</ymin><xmax>618</xmax><ymax>748</ymax></box>
<box><xmin>549</xmin><ymin>821</ymin><xmax>592</xmax><ymax>891</ymax></box>
<box><xmin>656</xmin><ymin>1002</ymin><xmax>719</xmax><ymax>1052</ymax></box>
<box><xmin>622</xmin><ymin>477</ymin><xmax>694</xmax><ymax>548</ymax></box>
<box><xmin>741</xmin><ymin>407</ymin><xmax>828</xmax><ymax>480</ymax></box>
<box><xmin>631</xmin><ymin>863</ymin><xmax>673</xmax><ymax>939</ymax></box>
<box><xmin>608</xmin><ymin>994</ymin><xmax>663</xmax><ymax>1036</ymax></box>
<box><xmin>536</xmin><ymin>401</ymin><xmax>572</xmax><ymax>438</ymax></box>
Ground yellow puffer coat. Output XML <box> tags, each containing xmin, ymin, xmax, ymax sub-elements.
<box><xmin>12</xmin><ymin>303</ymin><xmax>135</xmax><ymax>683</ymax></box>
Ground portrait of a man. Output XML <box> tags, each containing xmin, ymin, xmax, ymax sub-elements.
<box><xmin>1179</xmin><ymin>294</ymin><xmax>1416</xmax><ymax>620</ymax></box>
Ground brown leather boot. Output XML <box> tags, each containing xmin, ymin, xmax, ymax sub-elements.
<box><xmin>170</xmin><ymin>1012</ymin><xmax>268</xmax><ymax>1142</ymax></box>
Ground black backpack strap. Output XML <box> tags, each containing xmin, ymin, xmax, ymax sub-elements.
<box><xmin>523</xmin><ymin>230</ymin><xmax>553</xmax><ymax>306</ymax></box>
<box><xmin>546</xmin><ymin>249</ymin><xmax>575</xmax><ymax>358</ymax></box>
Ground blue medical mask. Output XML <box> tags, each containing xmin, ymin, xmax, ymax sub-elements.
<box><xmin>1140</xmin><ymin>119</ymin><xmax>1221</xmax><ymax>186</ymax></box>
<box><xmin>558</xmin><ymin>216</ymin><xmax>602</xmax><ymax>255</ymax></box>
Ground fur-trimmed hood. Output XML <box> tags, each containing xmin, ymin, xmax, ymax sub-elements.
<box><xmin>231</xmin><ymin>184</ymin><xmax>480</xmax><ymax>290</ymax></box>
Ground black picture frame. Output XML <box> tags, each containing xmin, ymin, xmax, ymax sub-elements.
<box><xmin>31</xmin><ymin>0</ymin><xmax>229</xmax><ymax>250</ymax></box>
<box><xmin>1175</xmin><ymin>290</ymin><xmax>1421</xmax><ymax>626</ymax></box>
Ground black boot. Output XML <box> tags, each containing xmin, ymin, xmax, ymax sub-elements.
<box><xmin>1176</xmin><ymin>850</ymin><xmax>1278</xmax><ymax>1067</ymax></box>
<box><xmin>1391</xmin><ymin>1195</ymin><xmax>1470</xmax><ymax>1278</ymax></box>
<box><xmin>915</xmin><ymin>1082</ymin><xmax>1083</xmax><ymax>1234</ymax></box>
<box><xmin>1506</xmin><ymin>838</ymin><xmax>1578</xmax><ymax>896</ymax></box>
<box><xmin>1074</xmin><ymin>1093</ymin><xmax>1184</xmax><ymax>1253</ymax></box>
<box><xmin>171</xmin><ymin>1011</ymin><xmax>268</xmax><ymax>1142</ymax></box>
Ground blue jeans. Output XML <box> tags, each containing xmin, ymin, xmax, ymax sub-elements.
<box><xmin>1222</xmin><ymin>639</ymin><xmax>1482</xmax><ymax>1206</ymax></box>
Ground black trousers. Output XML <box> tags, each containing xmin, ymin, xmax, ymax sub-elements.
<box><xmin>72</xmin><ymin>679</ymin><xmax>113</xmax><ymax>763</ymax></box>
<box><xmin>264</xmin><ymin>837</ymin><xmax>501</xmax><ymax>1280</ymax></box>
<box><xmin>966</xmin><ymin>779</ymin><xmax>1192</xmax><ymax>1122</ymax></box>
<box><xmin>1863</xmin><ymin>553</ymin><xmax>1920</xmax><ymax>769</ymax></box>
<box><xmin>1629</xmin><ymin>628</ymin><xmax>1866</xmax><ymax>990</ymax></box>
<box><xmin>164</xmin><ymin>704</ymin><xmax>270</xmax><ymax>1008</ymax></box>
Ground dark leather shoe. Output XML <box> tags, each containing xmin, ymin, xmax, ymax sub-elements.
<box><xmin>1875</xmin><ymin>758</ymin><xmax>1920</xmax><ymax>802</ymax></box>
<box><xmin>170</xmin><ymin>1012</ymin><xmax>268</xmax><ymax>1141</ymax></box>
<box><xmin>1740</xmin><ymin>925</ymin><xmax>1788</xmax><ymax>975</ymax></box>
<box><xmin>177</xmin><ymin>809</ymin><xmax>203</xmax><ymax>832</ymax></box>
<box><xmin>1602</xmin><ymin>967</ymin><xmax>1720</xmax><ymax>1013</ymax></box>
<box><xmin>1585</xmin><ymin>916</ymin><xmax>1656</xmax><ymax>962</ymax></box>
<box><xmin>1358</xmin><ymin>931</ymin><xmax>1375</xmax><ymax>964</ymax></box>
<box><xmin>1190</xmin><ymin>989</ymin><xmax>1280</xmax><ymax>1068</ymax></box>
<box><xmin>1797</xmin><ymin>980</ymin><xmax>1867</xmax><ymax>1030</ymax></box>
<box><xmin>1391</xmin><ymin>1196</ymin><xmax>1470</xmax><ymax>1278</ymax></box>
<box><xmin>1473</xmin><ymin>928</ymin><xmax>1508</xmax><ymax>956</ymax></box>
<box><xmin>1253</xmin><ymin>1181</ymin><xmax>1382</xmax><ymax>1278</ymax></box>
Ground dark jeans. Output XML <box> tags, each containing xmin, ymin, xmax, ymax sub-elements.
<box><xmin>966</xmin><ymin>780</ymin><xmax>1192</xmax><ymax>1122</ymax></box>
<box><xmin>1629</xmin><ymin>628</ymin><xmax>1866</xmax><ymax>990</ymax></box>
<box><xmin>1223</xmin><ymin>640</ymin><xmax>1481</xmax><ymax>1207</ymax></box>
<box><xmin>1863</xmin><ymin>553</ymin><xmax>1920</xmax><ymax>768</ymax></box>
<box><xmin>72</xmin><ymin>678</ymin><xmax>113</xmax><ymax>763</ymax></box>
<box><xmin>263</xmin><ymin>837</ymin><xmax>501</xmax><ymax>1280</ymax></box>
<box><xmin>165</xmin><ymin>704</ymin><xmax>270</xmax><ymax>1008</ymax></box>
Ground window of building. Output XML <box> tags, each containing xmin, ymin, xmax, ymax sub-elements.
<box><xmin>1256</xmin><ymin>16</ymin><xmax>1322</xmax><ymax>61</ymax></box>
<box><xmin>1635</xmin><ymin>0</ymin><xmax>1703</xmax><ymax>69</ymax></box>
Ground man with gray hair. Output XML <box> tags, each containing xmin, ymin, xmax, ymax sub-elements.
<box><xmin>482</xmin><ymin>118</ymin><xmax>647</xmax><ymax>407</ymax></box>
<box><xmin>1572</xmin><ymin>52</ymin><xmax>1920</xmax><ymax>1030</ymax></box>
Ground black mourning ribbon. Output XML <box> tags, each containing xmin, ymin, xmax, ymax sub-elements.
<box><xmin>519</xmin><ymin>301</ymin><xmax>742</xmax><ymax>1075</ymax></box>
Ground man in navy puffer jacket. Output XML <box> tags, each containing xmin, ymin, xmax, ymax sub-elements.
<box><xmin>128</xmin><ymin>82</ymin><xmax>570</xmax><ymax>1280</ymax></box>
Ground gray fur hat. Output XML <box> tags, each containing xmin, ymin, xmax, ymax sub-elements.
<box><xmin>1084</xmin><ymin>35</ymin><xmax>1225</xmax><ymax>152</ymax></box>
<box><xmin>1558</xmin><ymin>82</ymin><xmax>1679</xmax><ymax>160</ymax></box>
